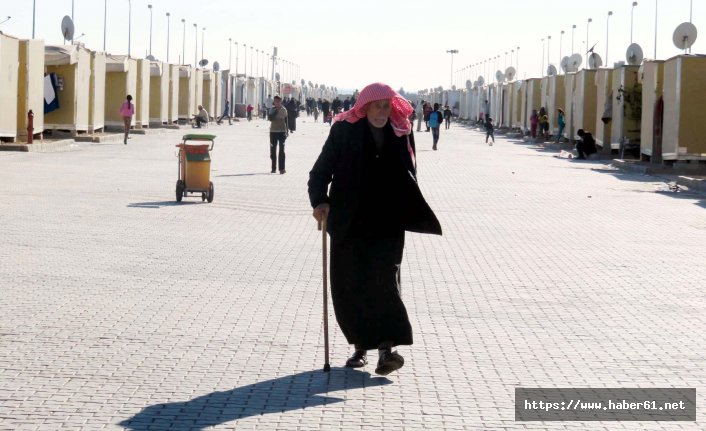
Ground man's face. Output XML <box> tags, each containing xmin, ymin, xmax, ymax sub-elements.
<box><xmin>366</xmin><ymin>99</ymin><xmax>391</xmax><ymax>129</ymax></box>
<box><xmin>274</xmin><ymin>98</ymin><xmax>282</xmax><ymax>108</ymax></box>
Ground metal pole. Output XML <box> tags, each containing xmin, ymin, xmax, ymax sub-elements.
<box><xmin>606</xmin><ymin>11</ymin><xmax>613</xmax><ymax>65</ymax></box>
<box><xmin>71</xmin><ymin>0</ymin><xmax>74</xmax><ymax>44</ymax></box>
<box><xmin>228</xmin><ymin>38</ymin><xmax>232</xmax><ymax>70</ymax></box>
<box><xmin>244</xmin><ymin>44</ymin><xmax>247</xmax><ymax>77</ymax></box>
<box><xmin>631</xmin><ymin>2</ymin><xmax>638</xmax><ymax>44</ymax></box>
<box><xmin>250</xmin><ymin>46</ymin><xmax>253</xmax><ymax>77</ymax></box>
<box><xmin>541</xmin><ymin>38</ymin><xmax>545</xmax><ymax>76</ymax></box>
<box><xmin>128</xmin><ymin>0</ymin><xmax>131</xmax><ymax>57</ymax></box>
<box><xmin>547</xmin><ymin>36</ymin><xmax>551</xmax><ymax>70</ymax></box>
<box><xmin>181</xmin><ymin>19</ymin><xmax>185</xmax><ymax>65</ymax></box>
<box><xmin>236</xmin><ymin>42</ymin><xmax>239</xmax><ymax>75</ymax></box>
<box><xmin>148</xmin><ymin>5</ymin><xmax>152</xmax><ymax>56</ymax></box>
<box><xmin>201</xmin><ymin>27</ymin><xmax>205</xmax><ymax>64</ymax></box>
<box><xmin>193</xmin><ymin>23</ymin><xmax>197</xmax><ymax>67</ymax></box>
<box><xmin>571</xmin><ymin>25</ymin><xmax>576</xmax><ymax>54</ymax></box>
<box><xmin>654</xmin><ymin>0</ymin><xmax>658</xmax><ymax>58</ymax></box>
<box><xmin>166</xmin><ymin>13</ymin><xmax>170</xmax><ymax>63</ymax></box>
<box><xmin>33</xmin><ymin>0</ymin><xmax>36</xmax><ymax>39</ymax></box>
<box><xmin>587</xmin><ymin>18</ymin><xmax>592</xmax><ymax>54</ymax></box>
<box><xmin>560</xmin><ymin>31</ymin><xmax>564</xmax><ymax>71</ymax></box>
<box><xmin>102</xmin><ymin>0</ymin><xmax>106</xmax><ymax>50</ymax></box>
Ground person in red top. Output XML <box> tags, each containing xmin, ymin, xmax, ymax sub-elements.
<box><xmin>246</xmin><ymin>104</ymin><xmax>254</xmax><ymax>121</ymax></box>
<box><xmin>119</xmin><ymin>95</ymin><xmax>134</xmax><ymax>145</ymax></box>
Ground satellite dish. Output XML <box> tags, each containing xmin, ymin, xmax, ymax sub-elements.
<box><xmin>465</xmin><ymin>79</ymin><xmax>472</xmax><ymax>90</ymax></box>
<box><xmin>61</xmin><ymin>16</ymin><xmax>74</xmax><ymax>41</ymax></box>
<box><xmin>146</xmin><ymin>54</ymin><xmax>156</xmax><ymax>61</ymax></box>
<box><xmin>626</xmin><ymin>43</ymin><xmax>643</xmax><ymax>65</ymax></box>
<box><xmin>673</xmin><ymin>22</ymin><xmax>698</xmax><ymax>51</ymax></box>
<box><xmin>569</xmin><ymin>54</ymin><xmax>583</xmax><ymax>72</ymax></box>
<box><xmin>495</xmin><ymin>70</ymin><xmax>505</xmax><ymax>82</ymax></box>
<box><xmin>477</xmin><ymin>75</ymin><xmax>485</xmax><ymax>87</ymax></box>
<box><xmin>560</xmin><ymin>56</ymin><xmax>570</xmax><ymax>73</ymax></box>
<box><xmin>505</xmin><ymin>66</ymin><xmax>516</xmax><ymax>81</ymax></box>
<box><xmin>546</xmin><ymin>64</ymin><xmax>558</xmax><ymax>76</ymax></box>
<box><xmin>275</xmin><ymin>72</ymin><xmax>280</xmax><ymax>81</ymax></box>
<box><xmin>199</xmin><ymin>59</ymin><xmax>208</xmax><ymax>67</ymax></box>
<box><xmin>213</xmin><ymin>61</ymin><xmax>220</xmax><ymax>72</ymax></box>
<box><xmin>588</xmin><ymin>53</ymin><xmax>603</xmax><ymax>69</ymax></box>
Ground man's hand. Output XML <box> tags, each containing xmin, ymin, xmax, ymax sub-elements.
<box><xmin>313</xmin><ymin>203</ymin><xmax>330</xmax><ymax>230</ymax></box>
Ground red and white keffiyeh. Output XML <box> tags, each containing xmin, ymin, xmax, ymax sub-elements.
<box><xmin>333</xmin><ymin>83</ymin><xmax>413</xmax><ymax>137</ymax></box>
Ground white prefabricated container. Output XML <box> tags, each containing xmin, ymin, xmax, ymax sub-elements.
<box><xmin>639</xmin><ymin>60</ymin><xmax>665</xmax><ymax>160</ymax></box>
<box><xmin>135</xmin><ymin>59</ymin><xmax>150</xmax><ymax>128</ymax></box>
<box><xmin>194</xmin><ymin>68</ymin><xmax>204</xmax><ymax>114</ymax></box>
<box><xmin>521</xmin><ymin>78</ymin><xmax>541</xmax><ymax>131</ymax></box>
<box><xmin>149</xmin><ymin>61</ymin><xmax>169</xmax><ymax>125</ymax></box>
<box><xmin>44</xmin><ymin>45</ymin><xmax>91</xmax><ymax>133</ymax></box>
<box><xmin>661</xmin><ymin>55</ymin><xmax>706</xmax><ymax>161</ymax></box>
<box><xmin>540</xmin><ymin>75</ymin><xmax>565</xmax><ymax>135</ymax></box>
<box><xmin>594</xmin><ymin>68</ymin><xmax>614</xmax><ymax>150</ymax></box>
<box><xmin>178</xmin><ymin>66</ymin><xmax>195</xmax><ymax>120</ymax></box>
<box><xmin>88</xmin><ymin>50</ymin><xmax>106</xmax><ymax>134</ymax></box>
<box><xmin>564</xmin><ymin>69</ymin><xmax>597</xmax><ymax>141</ymax></box>
<box><xmin>609</xmin><ymin>65</ymin><xmax>641</xmax><ymax>149</ymax></box>
<box><xmin>202</xmin><ymin>70</ymin><xmax>216</xmax><ymax>117</ymax></box>
<box><xmin>105</xmin><ymin>55</ymin><xmax>137</xmax><ymax>128</ymax></box>
<box><xmin>167</xmin><ymin>64</ymin><xmax>180</xmax><ymax>124</ymax></box>
<box><xmin>17</xmin><ymin>38</ymin><xmax>44</xmax><ymax>141</ymax></box>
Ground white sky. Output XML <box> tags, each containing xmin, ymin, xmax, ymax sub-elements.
<box><xmin>1</xmin><ymin>0</ymin><xmax>702</xmax><ymax>92</ymax></box>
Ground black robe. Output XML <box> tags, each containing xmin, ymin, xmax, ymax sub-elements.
<box><xmin>308</xmin><ymin>120</ymin><xmax>442</xmax><ymax>350</ymax></box>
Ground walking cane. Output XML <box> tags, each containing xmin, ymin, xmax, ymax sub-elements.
<box><xmin>319</xmin><ymin>217</ymin><xmax>331</xmax><ymax>372</ymax></box>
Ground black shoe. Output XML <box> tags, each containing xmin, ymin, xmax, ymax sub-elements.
<box><xmin>345</xmin><ymin>350</ymin><xmax>367</xmax><ymax>368</ymax></box>
<box><xmin>375</xmin><ymin>350</ymin><xmax>404</xmax><ymax>376</ymax></box>
<box><xmin>271</xmin><ymin>169</ymin><xmax>276</xmax><ymax>173</ymax></box>
<box><xmin>280</xmin><ymin>170</ymin><xmax>286</xmax><ymax>174</ymax></box>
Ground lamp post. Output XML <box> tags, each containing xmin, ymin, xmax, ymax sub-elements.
<box><xmin>250</xmin><ymin>46</ymin><xmax>253</xmax><ymax>77</ymax></box>
<box><xmin>586</xmin><ymin>18</ymin><xmax>592</xmax><ymax>53</ymax></box>
<box><xmin>201</xmin><ymin>27</ymin><xmax>205</xmax><ymax>64</ymax></box>
<box><xmin>103</xmin><ymin>0</ymin><xmax>106</xmax><ymax>50</ymax></box>
<box><xmin>571</xmin><ymin>24</ymin><xmax>576</xmax><ymax>54</ymax></box>
<box><xmin>228</xmin><ymin>38</ymin><xmax>232</xmax><ymax>70</ymax></box>
<box><xmin>235</xmin><ymin>41</ymin><xmax>239</xmax><ymax>75</ymax></box>
<box><xmin>516</xmin><ymin>46</ymin><xmax>520</xmax><ymax>72</ymax></box>
<box><xmin>631</xmin><ymin>2</ymin><xmax>638</xmax><ymax>44</ymax></box>
<box><xmin>71</xmin><ymin>0</ymin><xmax>74</xmax><ymax>43</ymax></box>
<box><xmin>193</xmin><ymin>23</ymin><xmax>197</xmax><ymax>67</ymax></box>
<box><xmin>541</xmin><ymin>38</ymin><xmax>545</xmax><ymax>75</ymax></box>
<box><xmin>243</xmin><ymin>44</ymin><xmax>247</xmax><ymax>77</ymax></box>
<box><xmin>166</xmin><ymin>13</ymin><xmax>170</xmax><ymax>63</ymax></box>
<box><xmin>181</xmin><ymin>19</ymin><xmax>185</xmax><ymax>64</ymax></box>
<box><xmin>127</xmin><ymin>0</ymin><xmax>132</xmax><ymax>57</ymax></box>
<box><xmin>559</xmin><ymin>30</ymin><xmax>564</xmax><ymax>69</ymax></box>
<box><xmin>446</xmin><ymin>49</ymin><xmax>458</xmax><ymax>89</ymax></box>
<box><xmin>33</xmin><ymin>0</ymin><xmax>36</xmax><ymax>38</ymax></box>
<box><xmin>147</xmin><ymin>4</ymin><xmax>152</xmax><ymax>57</ymax></box>
<box><xmin>547</xmin><ymin>36</ymin><xmax>551</xmax><ymax>70</ymax></box>
<box><xmin>606</xmin><ymin>11</ymin><xmax>613</xmax><ymax>64</ymax></box>
<box><xmin>654</xmin><ymin>0</ymin><xmax>658</xmax><ymax>58</ymax></box>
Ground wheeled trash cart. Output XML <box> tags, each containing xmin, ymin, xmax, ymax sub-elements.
<box><xmin>175</xmin><ymin>134</ymin><xmax>215</xmax><ymax>202</ymax></box>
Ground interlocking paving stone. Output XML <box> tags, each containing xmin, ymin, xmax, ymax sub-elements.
<box><xmin>1</xmin><ymin>117</ymin><xmax>705</xmax><ymax>430</ymax></box>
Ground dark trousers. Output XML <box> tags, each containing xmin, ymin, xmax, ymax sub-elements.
<box><xmin>444</xmin><ymin>118</ymin><xmax>450</xmax><ymax>129</ymax></box>
<box><xmin>576</xmin><ymin>141</ymin><xmax>596</xmax><ymax>159</ymax></box>
<box><xmin>431</xmin><ymin>127</ymin><xmax>440</xmax><ymax>145</ymax></box>
<box><xmin>486</xmin><ymin>130</ymin><xmax>495</xmax><ymax>142</ymax></box>
<box><xmin>195</xmin><ymin>117</ymin><xmax>206</xmax><ymax>128</ymax></box>
<box><xmin>217</xmin><ymin>110</ymin><xmax>231</xmax><ymax>125</ymax></box>
<box><xmin>270</xmin><ymin>132</ymin><xmax>286</xmax><ymax>172</ymax></box>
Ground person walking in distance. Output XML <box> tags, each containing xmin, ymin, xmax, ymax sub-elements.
<box><xmin>443</xmin><ymin>105</ymin><xmax>452</xmax><ymax>130</ymax></box>
<box><xmin>308</xmin><ymin>82</ymin><xmax>442</xmax><ymax>376</ymax></box>
<box><xmin>485</xmin><ymin>116</ymin><xmax>495</xmax><ymax>145</ymax></box>
<box><xmin>267</xmin><ymin>96</ymin><xmax>288</xmax><ymax>174</ymax></box>
<box><xmin>216</xmin><ymin>99</ymin><xmax>231</xmax><ymax>125</ymax></box>
<box><xmin>415</xmin><ymin>100</ymin><xmax>424</xmax><ymax>132</ymax></box>
<box><xmin>428</xmin><ymin>103</ymin><xmax>443</xmax><ymax>151</ymax></box>
<box><xmin>120</xmin><ymin>95</ymin><xmax>134</xmax><ymax>145</ymax></box>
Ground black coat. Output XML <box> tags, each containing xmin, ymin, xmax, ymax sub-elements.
<box><xmin>308</xmin><ymin>120</ymin><xmax>442</xmax><ymax>238</ymax></box>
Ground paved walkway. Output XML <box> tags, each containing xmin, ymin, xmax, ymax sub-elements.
<box><xmin>1</xmin><ymin>115</ymin><xmax>705</xmax><ymax>430</ymax></box>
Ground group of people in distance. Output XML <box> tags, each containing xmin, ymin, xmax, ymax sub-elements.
<box><xmin>527</xmin><ymin>106</ymin><xmax>597</xmax><ymax>159</ymax></box>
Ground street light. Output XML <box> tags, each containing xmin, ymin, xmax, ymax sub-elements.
<box><xmin>547</xmin><ymin>36</ymin><xmax>551</xmax><ymax>70</ymax></box>
<box><xmin>166</xmin><ymin>13</ymin><xmax>170</xmax><ymax>63</ymax></box>
<box><xmin>654</xmin><ymin>0</ymin><xmax>658</xmax><ymax>58</ymax></box>
<box><xmin>243</xmin><ymin>44</ymin><xmax>247</xmax><ymax>77</ymax></box>
<box><xmin>586</xmin><ymin>18</ymin><xmax>592</xmax><ymax>53</ymax></box>
<box><xmin>193</xmin><ymin>23</ymin><xmax>197</xmax><ymax>67</ymax></box>
<box><xmin>228</xmin><ymin>38</ymin><xmax>232</xmax><ymax>70</ymax></box>
<box><xmin>631</xmin><ymin>2</ymin><xmax>638</xmax><ymax>44</ymax></box>
<box><xmin>181</xmin><ymin>19</ymin><xmax>185</xmax><ymax>64</ymax></box>
<box><xmin>147</xmin><ymin>4</ymin><xmax>152</xmax><ymax>57</ymax></box>
<box><xmin>250</xmin><ymin>46</ymin><xmax>253</xmax><ymax>77</ymax></box>
<box><xmin>128</xmin><ymin>0</ymin><xmax>132</xmax><ymax>57</ymax></box>
<box><xmin>541</xmin><ymin>38</ymin><xmax>545</xmax><ymax>75</ymax></box>
<box><xmin>235</xmin><ymin>41</ymin><xmax>239</xmax><ymax>76</ymax></box>
<box><xmin>571</xmin><ymin>24</ymin><xmax>576</xmax><ymax>54</ymax></box>
<box><xmin>201</xmin><ymin>27</ymin><xmax>205</xmax><ymax>64</ymax></box>
<box><xmin>606</xmin><ymin>11</ymin><xmax>613</xmax><ymax>64</ymax></box>
<box><xmin>446</xmin><ymin>49</ymin><xmax>458</xmax><ymax>89</ymax></box>
<box><xmin>560</xmin><ymin>30</ymin><xmax>565</xmax><ymax>69</ymax></box>
<box><xmin>103</xmin><ymin>1</ymin><xmax>106</xmax><ymax>50</ymax></box>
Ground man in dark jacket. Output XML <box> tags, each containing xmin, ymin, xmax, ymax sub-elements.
<box><xmin>576</xmin><ymin>129</ymin><xmax>597</xmax><ymax>159</ymax></box>
<box><xmin>308</xmin><ymin>83</ymin><xmax>442</xmax><ymax>376</ymax></box>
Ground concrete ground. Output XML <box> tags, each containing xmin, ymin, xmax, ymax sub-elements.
<box><xmin>1</xmin><ymin>115</ymin><xmax>705</xmax><ymax>430</ymax></box>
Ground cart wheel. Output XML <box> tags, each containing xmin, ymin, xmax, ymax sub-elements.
<box><xmin>207</xmin><ymin>182</ymin><xmax>214</xmax><ymax>203</ymax></box>
<box><xmin>176</xmin><ymin>180</ymin><xmax>184</xmax><ymax>202</ymax></box>
<box><xmin>201</xmin><ymin>192</ymin><xmax>206</xmax><ymax>202</ymax></box>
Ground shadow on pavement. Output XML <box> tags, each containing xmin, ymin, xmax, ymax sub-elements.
<box><xmin>127</xmin><ymin>201</ymin><xmax>196</xmax><ymax>208</ymax></box>
<box><xmin>216</xmin><ymin>172</ymin><xmax>274</xmax><ymax>177</ymax></box>
<box><xmin>119</xmin><ymin>369</ymin><xmax>391</xmax><ymax>430</ymax></box>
